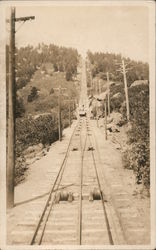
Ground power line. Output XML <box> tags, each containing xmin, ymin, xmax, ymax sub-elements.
<box><xmin>7</xmin><ymin>7</ymin><xmax>35</xmax><ymax>209</ymax></box>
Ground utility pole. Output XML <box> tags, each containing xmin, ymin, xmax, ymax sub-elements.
<box><xmin>69</xmin><ymin>101</ymin><xmax>71</xmax><ymax>128</ymax></box>
<box><xmin>7</xmin><ymin>7</ymin><xmax>16</xmax><ymax>209</ymax></box>
<box><xmin>98</xmin><ymin>79</ymin><xmax>101</xmax><ymax>94</ymax></box>
<box><xmin>92</xmin><ymin>80</ymin><xmax>95</xmax><ymax>95</ymax></box>
<box><xmin>106</xmin><ymin>72</ymin><xmax>110</xmax><ymax>117</ymax></box>
<box><xmin>116</xmin><ymin>58</ymin><xmax>130</xmax><ymax>121</ymax></box>
<box><xmin>95</xmin><ymin>81</ymin><xmax>98</xmax><ymax>95</ymax></box>
<box><xmin>65</xmin><ymin>99</ymin><xmax>74</xmax><ymax>128</ymax></box>
<box><xmin>96</xmin><ymin>103</ymin><xmax>99</xmax><ymax>127</ymax></box>
<box><xmin>122</xmin><ymin>59</ymin><xmax>130</xmax><ymax>121</ymax></box>
<box><xmin>58</xmin><ymin>86</ymin><xmax>62</xmax><ymax>141</ymax></box>
<box><xmin>7</xmin><ymin>7</ymin><xmax>35</xmax><ymax>209</ymax></box>
<box><xmin>104</xmin><ymin>99</ymin><xmax>107</xmax><ymax>140</ymax></box>
<box><xmin>90</xmin><ymin>71</ymin><xmax>93</xmax><ymax>95</ymax></box>
<box><xmin>54</xmin><ymin>86</ymin><xmax>67</xmax><ymax>141</ymax></box>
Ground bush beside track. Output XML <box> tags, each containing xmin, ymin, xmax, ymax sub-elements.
<box><xmin>87</xmin><ymin>51</ymin><xmax>150</xmax><ymax>192</ymax></box>
<box><xmin>122</xmin><ymin>85</ymin><xmax>150</xmax><ymax>190</ymax></box>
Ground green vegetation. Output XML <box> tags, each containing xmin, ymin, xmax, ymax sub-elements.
<box><xmin>87</xmin><ymin>51</ymin><xmax>149</xmax><ymax>83</ymax></box>
<box><xmin>126</xmin><ymin>85</ymin><xmax>149</xmax><ymax>189</ymax></box>
<box><xmin>27</xmin><ymin>87</ymin><xmax>39</xmax><ymax>102</ymax></box>
<box><xmin>14</xmin><ymin>44</ymin><xmax>80</xmax><ymax>145</ymax></box>
<box><xmin>16</xmin><ymin>115</ymin><xmax>58</xmax><ymax>156</ymax></box>
<box><xmin>6</xmin><ymin>43</ymin><xmax>80</xmax><ymax>184</ymax></box>
<box><xmin>6</xmin><ymin>43</ymin><xmax>79</xmax><ymax>91</ymax></box>
<box><xmin>87</xmin><ymin>51</ymin><xmax>150</xmax><ymax>191</ymax></box>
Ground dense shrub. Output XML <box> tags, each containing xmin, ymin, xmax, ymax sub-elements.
<box><xmin>120</xmin><ymin>85</ymin><xmax>149</xmax><ymax>188</ymax></box>
<box><xmin>27</xmin><ymin>87</ymin><xmax>38</xmax><ymax>102</ymax></box>
<box><xmin>50</xmin><ymin>88</ymin><xmax>54</xmax><ymax>94</ymax></box>
<box><xmin>110</xmin><ymin>95</ymin><xmax>124</xmax><ymax>112</ymax></box>
<box><xmin>16</xmin><ymin>99</ymin><xmax>76</xmax><ymax>157</ymax></box>
<box><xmin>16</xmin><ymin>114</ymin><xmax>59</xmax><ymax>156</ymax></box>
<box><xmin>122</xmin><ymin>85</ymin><xmax>150</xmax><ymax>189</ymax></box>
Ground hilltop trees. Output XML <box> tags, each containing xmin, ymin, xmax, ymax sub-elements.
<box><xmin>36</xmin><ymin>43</ymin><xmax>79</xmax><ymax>81</ymax></box>
<box><xmin>87</xmin><ymin>51</ymin><xmax>149</xmax><ymax>84</ymax></box>
<box><xmin>6</xmin><ymin>43</ymin><xmax>79</xmax><ymax>92</ymax></box>
<box><xmin>15</xmin><ymin>46</ymin><xmax>43</xmax><ymax>90</ymax></box>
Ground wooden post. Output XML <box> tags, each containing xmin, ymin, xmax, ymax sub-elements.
<box><xmin>69</xmin><ymin>101</ymin><xmax>71</xmax><ymax>128</ymax></box>
<box><xmin>106</xmin><ymin>72</ymin><xmax>110</xmax><ymax>117</ymax></box>
<box><xmin>58</xmin><ymin>86</ymin><xmax>62</xmax><ymax>141</ymax></box>
<box><xmin>90</xmin><ymin>72</ymin><xmax>93</xmax><ymax>95</ymax></box>
<box><xmin>6</xmin><ymin>9</ymin><xmax>35</xmax><ymax>208</ymax></box>
<box><xmin>7</xmin><ymin>7</ymin><xmax>16</xmax><ymax>208</ymax></box>
<box><xmin>95</xmin><ymin>81</ymin><xmax>98</xmax><ymax>95</ymax></box>
<box><xmin>99</xmin><ymin>79</ymin><xmax>101</xmax><ymax>94</ymax></box>
<box><xmin>104</xmin><ymin>99</ymin><xmax>107</xmax><ymax>140</ymax></box>
<box><xmin>122</xmin><ymin>59</ymin><xmax>130</xmax><ymax>121</ymax></box>
<box><xmin>55</xmin><ymin>86</ymin><xmax>67</xmax><ymax>140</ymax></box>
<box><xmin>6</xmin><ymin>8</ymin><xmax>35</xmax><ymax>208</ymax></box>
<box><xmin>96</xmin><ymin>103</ymin><xmax>99</xmax><ymax>127</ymax></box>
<box><xmin>92</xmin><ymin>80</ymin><xmax>94</xmax><ymax>95</ymax></box>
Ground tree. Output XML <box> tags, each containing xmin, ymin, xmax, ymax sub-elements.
<box><xmin>16</xmin><ymin>96</ymin><xmax>25</xmax><ymax>118</ymax></box>
<box><xmin>27</xmin><ymin>87</ymin><xmax>38</xmax><ymax>102</ymax></box>
<box><xmin>50</xmin><ymin>88</ymin><xmax>54</xmax><ymax>95</ymax></box>
<box><xmin>53</xmin><ymin>63</ymin><xmax>58</xmax><ymax>72</ymax></box>
<box><xmin>66</xmin><ymin>70</ymin><xmax>72</xmax><ymax>81</ymax></box>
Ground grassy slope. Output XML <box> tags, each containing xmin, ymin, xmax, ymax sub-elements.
<box><xmin>18</xmin><ymin>63</ymin><xmax>80</xmax><ymax>115</ymax></box>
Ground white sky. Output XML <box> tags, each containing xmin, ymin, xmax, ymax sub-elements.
<box><xmin>8</xmin><ymin>5</ymin><xmax>149</xmax><ymax>62</ymax></box>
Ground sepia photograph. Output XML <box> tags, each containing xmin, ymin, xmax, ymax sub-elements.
<box><xmin>0</xmin><ymin>0</ymin><xmax>155</xmax><ymax>249</ymax></box>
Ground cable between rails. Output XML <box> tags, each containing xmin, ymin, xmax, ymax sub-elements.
<box><xmin>90</xmin><ymin>126</ymin><xmax>126</xmax><ymax>244</ymax></box>
<box><xmin>87</xmin><ymin>125</ymin><xmax>114</xmax><ymax>245</ymax></box>
<box><xmin>78</xmin><ymin>118</ymin><xmax>88</xmax><ymax>245</ymax></box>
<box><xmin>30</xmin><ymin>121</ymin><xmax>79</xmax><ymax>245</ymax></box>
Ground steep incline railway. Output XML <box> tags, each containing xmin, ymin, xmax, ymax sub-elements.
<box><xmin>8</xmin><ymin>58</ymin><xmax>128</xmax><ymax>245</ymax></box>
<box><xmin>7</xmin><ymin>56</ymin><xmax>150</xmax><ymax>246</ymax></box>
<box><xmin>30</xmin><ymin>116</ymin><xmax>122</xmax><ymax>245</ymax></box>
<box><xmin>29</xmin><ymin>59</ymin><xmax>124</xmax><ymax>245</ymax></box>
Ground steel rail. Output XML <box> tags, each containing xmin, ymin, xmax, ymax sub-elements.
<box><xmin>90</xmin><ymin>126</ymin><xmax>126</xmax><ymax>244</ymax></box>
<box><xmin>30</xmin><ymin>122</ymin><xmax>79</xmax><ymax>245</ymax></box>
<box><xmin>78</xmin><ymin>117</ymin><xmax>88</xmax><ymax>245</ymax></box>
<box><xmin>87</xmin><ymin>125</ymin><xmax>114</xmax><ymax>245</ymax></box>
<box><xmin>38</xmin><ymin>122</ymin><xmax>83</xmax><ymax>245</ymax></box>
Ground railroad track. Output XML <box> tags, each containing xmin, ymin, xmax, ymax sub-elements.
<box><xmin>29</xmin><ymin>115</ymin><xmax>122</xmax><ymax>245</ymax></box>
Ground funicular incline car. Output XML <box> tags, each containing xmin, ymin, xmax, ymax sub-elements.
<box><xmin>79</xmin><ymin>106</ymin><xmax>86</xmax><ymax>117</ymax></box>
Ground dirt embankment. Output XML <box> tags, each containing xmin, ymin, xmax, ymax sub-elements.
<box><xmin>98</xmin><ymin>112</ymin><xmax>149</xmax><ymax>197</ymax></box>
<box><xmin>15</xmin><ymin>143</ymin><xmax>49</xmax><ymax>185</ymax></box>
<box><xmin>97</xmin><ymin>112</ymin><xmax>150</xmax><ymax>242</ymax></box>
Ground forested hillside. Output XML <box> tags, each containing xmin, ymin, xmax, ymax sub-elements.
<box><xmin>6</xmin><ymin>44</ymin><xmax>80</xmax><ymax>184</ymax></box>
<box><xmin>87</xmin><ymin>51</ymin><xmax>150</xmax><ymax>192</ymax></box>
<box><xmin>87</xmin><ymin>51</ymin><xmax>149</xmax><ymax>83</ymax></box>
